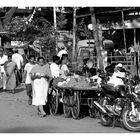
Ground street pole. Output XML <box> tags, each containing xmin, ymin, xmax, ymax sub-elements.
<box><xmin>53</xmin><ymin>7</ymin><xmax>57</xmax><ymax>31</ymax></box>
<box><xmin>121</xmin><ymin>10</ymin><xmax>128</xmax><ymax>65</ymax></box>
<box><xmin>72</xmin><ymin>7</ymin><xmax>77</xmax><ymax>62</ymax></box>
<box><xmin>90</xmin><ymin>7</ymin><xmax>102</xmax><ymax>69</ymax></box>
<box><xmin>53</xmin><ymin>7</ymin><xmax>58</xmax><ymax>53</ymax></box>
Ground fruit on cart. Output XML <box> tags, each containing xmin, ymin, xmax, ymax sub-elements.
<box><xmin>73</xmin><ymin>78</ymin><xmax>92</xmax><ymax>89</ymax></box>
<box><xmin>59</xmin><ymin>77</ymin><xmax>78</xmax><ymax>88</ymax></box>
<box><xmin>52</xmin><ymin>77</ymin><xmax>65</xmax><ymax>86</ymax></box>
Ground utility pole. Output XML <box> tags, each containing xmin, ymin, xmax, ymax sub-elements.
<box><xmin>72</xmin><ymin>7</ymin><xmax>77</xmax><ymax>61</ymax></box>
<box><xmin>90</xmin><ymin>7</ymin><xmax>102</xmax><ymax>69</ymax></box>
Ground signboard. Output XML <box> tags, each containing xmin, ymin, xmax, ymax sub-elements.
<box><xmin>11</xmin><ymin>41</ymin><xmax>22</xmax><ymax>46</ymax></box>
<box><xmin>88</xmin><ymin>18</ymin><xmax>140</xmax><ymax>31</ymax></box>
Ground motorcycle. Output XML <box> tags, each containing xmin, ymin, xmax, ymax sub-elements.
<box><xmin>93</xmin><ymin>74</ymin><xmax>140</xmax><ymax>132</ymax></box>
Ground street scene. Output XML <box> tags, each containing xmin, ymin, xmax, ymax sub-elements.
<box><xmin>1</xmin><ymin>6</ymin><xmax>140</xmax><ymax>134</ymax></box>
<box><xmin>0</xmin><ymin>85</ymin><xmax>129</xmax><ymax>133</ymax></box>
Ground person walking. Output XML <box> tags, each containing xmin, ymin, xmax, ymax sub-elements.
<box><xmin>12</xmin><ymin>49</ymin><xmax>23</xmax><ymax>85</ymax></box>
<box><xmin>23</xmin><ymin>55</ymin><xmax>36</xmax><ymax>105</ymax></box>
<box><xmin>4</xmin><ymin>55</ymin><xmax>16</xmax><ymax>94</ymax></box>
<box><xmin>0</xmin><ymin>48</ymin><xmax>8</xmax><ymax>91</ymax></box>
<box><xmin>30</xmin><ymin>57</ymin><xmax>52</xmax><ymax>117</ymax></box>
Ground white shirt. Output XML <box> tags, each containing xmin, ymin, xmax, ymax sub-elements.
<box><xmin>107</xmin><ymin>71</ymin><xmax>126</xmax><ymax>87</ymax></box>
<box><xmin>12</xmin><ymin>53</ymin><xmax>23</xmax><ymax>70</ymax></box>
<box><xmin>50</xmin><ymin>63</ymin><xmax>60</xmax><ymax>78</ymax></box>
<box><xmin>60</xmin><ymin>64</ymin><xmax>69</xmax><ymax>79</ymax></box>
<box><xmin>24</xmin><ymin>63</ymin><xmax>35</xmax><ymax>84</ymax></box>
<box><xmin>0</xmin><ymin>54</ymin><xmax>8</xmax><ymax>73</ymax></box>
<box><xmin>57</xmin><ymin>49</ymin><xmax>68</xmax><ymax>59</ymax></box>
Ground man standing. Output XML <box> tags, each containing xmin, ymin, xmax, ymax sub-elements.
<box><xmin>12</xmin><ymin>49</ymin><xmax>23</xmax><ymax>85</ymax></box>
<box><xmin>23</xmin><ymin>55</ymin><xmax>36</xmax><ymax>105</ymax></box>
<box><xmin>0</xmin><ymin>48</ymin><xmax>8</xmax><ymax>90</ymax></box>
<box><xmin>50</xmin><ymin>55</ymin><xmax>60</xmax><ymax>78</ymax></box>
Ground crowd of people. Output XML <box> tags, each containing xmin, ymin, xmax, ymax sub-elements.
<box><xmin>0</xmin><ymin>46</ymin><xmax>73</xmax><ymax>117</ymax></box>
<box><xmin>0</xmin><ymin>45</ymin><xmax>133</xmax><ymax>118</ymax></box>
<box><xmin>0</xmin><ymin>48</ymin><xmax>23</xmax><ymax>93</ymax></box>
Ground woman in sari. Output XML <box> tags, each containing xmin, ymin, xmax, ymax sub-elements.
<box><xmin>4</xmin><ymin>55</ymin><xmax>16</xmax><ymax>94</ymax></box>
<box><xmin>30</xmin><ymin>57</ymin><xmax>52</xmax><ymax>117</ymax></box>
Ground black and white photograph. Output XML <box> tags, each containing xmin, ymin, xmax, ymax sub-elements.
<box><xmin>0</xmin><ymin>0</ymin><xmax>140</xmax><ymax>138</ymax></box>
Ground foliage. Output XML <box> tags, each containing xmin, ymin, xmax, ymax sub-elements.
<box><xmin>3</xmin><ymin>7</ymin><xmax>70</xmax><ymax>59</ymax></box>
<box><xmin>76</xmin><ymin>18</ymin><xmax>93</xmax><ymax>40</ymax></box>
<box><xmin>57</xmin><ymin>13</ymin><xmax>68</xmax><ymax>30</ymax></box>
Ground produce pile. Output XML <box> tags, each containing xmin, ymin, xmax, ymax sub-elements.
<box><xmin>52</xmin><ymin>77</ymin><xmax>65</xmax><ymax>87</ymax></box>
<box><xmin>53</xmin><ymin>75</ymin><xmax>100</xmax><ymax>90</ymax></box>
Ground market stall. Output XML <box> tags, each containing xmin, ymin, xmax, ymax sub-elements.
<box><xmin>49</xmin><ymin>74</ymin><xmax>101</xmax><ymax>119</ymax></box>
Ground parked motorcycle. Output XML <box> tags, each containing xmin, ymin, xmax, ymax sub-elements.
<box><xmin>93</xmin><ymin>75</ymin><xmax>140</xmax><ymax>132</ymax></box>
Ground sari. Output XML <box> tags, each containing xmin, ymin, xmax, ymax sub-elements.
<box><xmin>5</xmin><ymin>61</ymin><xmax>16</xmax><ymax>90</ymax></box>
<box><xmin>30</xmin><ymin>63</ymin><xmax>52</xmax><ymax>106</ymax></box>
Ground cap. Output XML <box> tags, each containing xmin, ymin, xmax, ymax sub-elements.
<box><xmin>115</xmin><ymin>63</ymin><xmax>123</xmax><ymax>68</ymax></box>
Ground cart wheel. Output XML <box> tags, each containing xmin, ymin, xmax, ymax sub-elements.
<box><xmin>49</xmin><ymin>88</ymin><xmax>59</xmax><ymax>116</ymax></box>
<box><xmin>71</xmin><ymin>91</ymin><xmax>80</xmax><ymax>119</ymax></box>
<box><xmin>63</xmin><ymin>95</ymin><xmax>71</xmax><ymax>118</ymax></box>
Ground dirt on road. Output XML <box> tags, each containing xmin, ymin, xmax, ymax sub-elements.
<box><xmin>0</xmin><ymin>84</ymin><xmax>129</xmax><ymax>133</ymax></box>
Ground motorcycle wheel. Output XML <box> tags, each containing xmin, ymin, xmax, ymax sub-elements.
<box><xmin>122</xmin><ymin>106</ymin><xmax>140</xmax><ymax>132</ymax></box>
<box><xmin>99</xmin><ymin>98</ymin><xmax>113</xmax><ymax>126</ymax></box>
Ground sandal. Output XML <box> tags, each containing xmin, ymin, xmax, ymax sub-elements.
<box><xmin>40</xmin><ymin>113</ymin><xmax>46</xmax><ymax>117</ymax></box>
<box><xmin>37</xmin><ymin>108</ymin><xmax>46</xmax><ymax>117</ymax></box>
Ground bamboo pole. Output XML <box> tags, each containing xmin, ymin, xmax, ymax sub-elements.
<box><xmin>53</xmin><ymin>7</ymin><xmax>58</xmax><ymax>53</ymax></box>
<box><xmin>72</xmin><ymin>7</ymin><xmax>77</xmax><ymax>61</ymax></box>
<box><xmin>121</xmin><ymin>10</ymin><xmax>128</xmax><ymax>65</ymax></box>
<box><xmin>53</xmin><ymin>7</ymin><xmax>57</xmax><ymax>30</ymax></box>
<box><xmin>90</xmin><ymin>7</ymin><xmax>102</xmax><ymax>69</ymax></box>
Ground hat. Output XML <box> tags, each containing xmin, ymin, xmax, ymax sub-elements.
<box><xmin>115</xmin><ymin>63</ymin><xmax>123</xmax><ymax>68</ymax></box>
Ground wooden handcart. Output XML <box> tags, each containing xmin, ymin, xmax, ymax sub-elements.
<box><xmin>49</xmin><ymin>84</ymin><xmax>100</xmax><ymax>120</ymax></box>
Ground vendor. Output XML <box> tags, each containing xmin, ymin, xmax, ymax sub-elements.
<box><xmin>82</xmin><ymin>59</ymin><xmax>96</xmax><ymax>77</ymax></box>
<box><xmin>107</xmin><ymin>63</ymin><xmax>126</xmax><ymax>87</ymax></box>
<box><xmin>59</xmin><ymin>54</ymin><xmax>70</xmax><ymax>79</ymax></box>
<box><xmin>50</xmin><ymin>55</ymin><xmax>60</xmax><ymax>78</ymax></box>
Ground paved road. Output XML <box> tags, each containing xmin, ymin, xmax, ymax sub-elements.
<box><xmin>0</xmin><ymin>85</ymin><xmax>131</xmax><ymax>133</ymax></box>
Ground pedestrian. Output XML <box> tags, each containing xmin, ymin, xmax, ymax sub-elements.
<box><xmin>30</xmin><ymin>57</ymin><xmax>52</xmax><ymax>117</ymax></box>
<box><xmin>23</xmin><ymin>55</ymin><xmax>36</xmax><ymax>105</ymax></box>
<box><xmin>50</xmin><ymin>55</ymin><xmax>60</xmax><ymax>78</ymax></box>
<box><xmin>4</xmin><ymin>54</ymin><xmax>16</xmax><ymax>94</ymax></box>
<box><xmin>0</xmin><ymin>48</ymin><xmax>8</xmax><ymax>91</ymax></box>
<box><xmin>12</xmin><ymin>49</ymin><xmax>24</xmax><ymax>85</ymax></box>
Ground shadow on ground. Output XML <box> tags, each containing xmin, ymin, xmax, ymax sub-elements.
<box><xmin>0</xmin><ymin>126</ymin><xmax>56</xmax><ymax>133</ymax></box>
<box><xmin>15</xmin><ymin>88</ymin><xmax>25</xmax><ymax>94</ymax></box>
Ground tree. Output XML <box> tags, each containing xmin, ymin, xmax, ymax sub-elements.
<box><xmin>76</xmin><ymin>18</ymin><xmax>93</xmax><ymax>40</ymax></box>
<box><xmin>3</xmin><ymin>7</ymin><xmax>69</xmax><ymax>59</ymax></box>
<box><xmin>90</xmin><ymin>7</ymin><xmax>103</xmax><ymax>69</ymax></box>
